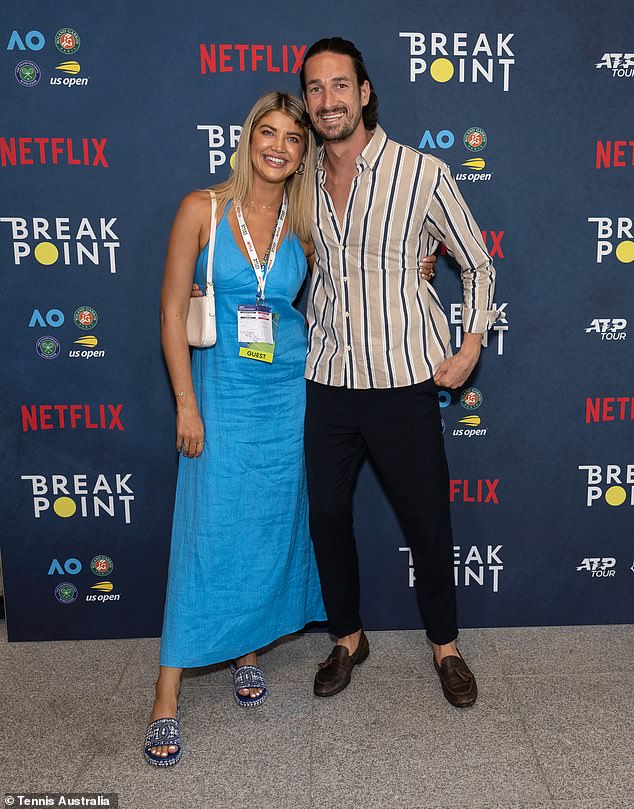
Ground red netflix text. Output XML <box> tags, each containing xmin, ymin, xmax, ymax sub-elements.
<box><xmin>1</xmin><ymin>137</ymin><xmax>108</xmax><ymax>168</ymax></box>
<box><xmin>585</xmin><ymin>397</ymin><xmax>634</xmax><ymax>423</ymax></box>
<box><xmin>595</xmin><ymin>140</ymin><xmax>634</xmax><ymax>169</ymax></box>
<box><xmin>22</xmin><ymin>404</ymin><xmax>124</xmax><ymax>431</ymax></box>
<box><xmin>450</xmin><ymin>479</ymin><xmax>499</xmax><ymax>504</ymax></box>
<box><xmin>199</xmin><ymin>44</ymin><xmax>306</xmax><ymax>74</ymax></box>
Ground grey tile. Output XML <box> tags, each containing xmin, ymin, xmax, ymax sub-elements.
<box><xmin>552</xmin><ymin>802</ymin><xmax>633</xmax><ymax>809</ymax></box>
<box><xmin>0</xmin><ymin>637</ymin><xmax>139</xmax><ymax>695</ymax></box>
<box><xmin>1</xmin><ymin>689</ymin><xmax>103</xmax><ymax>792</ymax></box>
<box><xmin>311</xmin><ymin>675</ymin><xmax>551</xmax><ymax>808</ymax></box>
<box><xmin>74</xmin><ymin>684</ymin><xmax>313</xmax><ymax>808</ymax></box>
<box><xmin>312</xmin><ymin>805</ymin><xmax>555</xmax><ymax>809</ymax></box>
<box><xmin>491</xmin><ymin>624</ymin><xmax>634</xmax><ymax>675</ymax></box>
<box><xmin>512</xmin><ymin>673</ymin><xmax>634</xmax><ymax>800</ymax></box>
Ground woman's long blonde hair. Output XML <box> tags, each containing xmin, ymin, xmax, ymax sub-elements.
<box><xmin>213</xmin><ymin>92</ymin><xmax>315</xmax><ymax>243</ymax></box>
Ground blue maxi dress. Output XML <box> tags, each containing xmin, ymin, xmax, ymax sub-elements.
<box><xmin>160</xmin><ymin>205</ymin><xmax>325</xmax><ymax>668</ymax></box>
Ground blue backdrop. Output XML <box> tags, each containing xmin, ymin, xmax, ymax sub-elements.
<box><xmin>1</xmin><ymin>0</ymin><xmax>632</xmax><ymax>641</ymax></box>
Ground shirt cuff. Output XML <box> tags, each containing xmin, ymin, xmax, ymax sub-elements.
<box><xmin>461</xmin><ymin>304</ymin><xmax>506</xmax><ymax>334</ymax></box>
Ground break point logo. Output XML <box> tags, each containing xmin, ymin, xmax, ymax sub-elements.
<box><xmin>399</xmin><ymin>32</ymin><xmax>515</xmax><ymax>91</ymax></box>
<box><xmin>587</xmin><ymin>217</ymin><xmax>634</xmax><ymax>263</ymax></box>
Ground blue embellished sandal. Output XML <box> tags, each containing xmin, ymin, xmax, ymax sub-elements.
<box><xmin>143</xmin><ymin>709</ymin><xmax>182</xmax><ymax>767</ymax></box>
<box><xmin>230</xmin><ymin>664</ymin><xmax>268</xmax><ymax>708</ymax></box>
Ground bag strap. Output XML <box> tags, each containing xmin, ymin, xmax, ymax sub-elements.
<box><xmin>205</xmin><ymin>190</ymin><xmax>217</xmax><ymax>290</ymax></box>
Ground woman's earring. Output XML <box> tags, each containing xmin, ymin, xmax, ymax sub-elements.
<box><xmin>296</xmin><ymin>162</ymin><xmax>305</xmax><ymax>175</ymax></box>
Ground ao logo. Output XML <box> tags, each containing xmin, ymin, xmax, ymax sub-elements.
<box><xmin>29</xmin><ymin>308</ymin><xmax>65</xmax><ymax>327</ymax></box>
<box><xmin>7</xmin><ymin>31</ymin><xmax>45</xmax><ymax>51</ymax></box>
<box><xmin>48</xmin><ymin>558</ymin><xmax>82</xmax><ymax>575</ymax></box>
<box><xmin>419</xmin><ymin>130</ymin><xmax>455</xmax><ymax>149</ymax></box>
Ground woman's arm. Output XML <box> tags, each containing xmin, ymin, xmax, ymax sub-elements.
<box><xmin>160</xmin><ymin>190</ymin><xmax>208</xmax><ymax>458</ymax></box>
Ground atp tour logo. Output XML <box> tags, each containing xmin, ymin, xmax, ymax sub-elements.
<box><xmin>585</xmin><ymin>318</ymin><xmax>627</xmax><ymax>340</ymax></box>
<box><xmin>578</xmin><ymin>464</ymin><xmax>634</xmax><ymax>507</ymax></box>
<box><xmin>595</xmin><ymin>53</ymin><xmax>634</xmax><ymax>78</ymax></box>
<box><xmin>576</xmin><ymin>558</ymin><xmax>616</xmax><ymax>577</ymax></box>
<box><xmin>197</xmin><ymin>124</ymin><xmax>242</xmax><ymax>174</ymax></box>
<box><xmin>398</xmin><ymin>32</ymin><xmax>515</xmax><ymax>91</ymax></box>
<box><xmin>20</xmin><ymin>473</ymin><xmax>134</xmax><ymax>522</ymax></box>
<box><xmin>587</xmin><ymin>217</ymin><xmax>634</xmax><ymax>264</ymax></box>
<box><xmin>0</xmin><ymin>216</ymin><xmax>120</xmax><ymax>273</ymax></box>
<box><xmin>449</xmin><ymin>302</ymin><xmax>508</xmax><ymax>355</ymax></box>
<box><xmin>417</xmin><ymin>127</ymin><xmax>493</xmax><ymax>183</ymax></box>
<box><xmin>199</xmin><ymin>44</ymin><xmax>306</xmax><ymax>74</ymax></box>
<box><xmin>399</xmin><ymin>544</ymin><xmax>503</xmax><ymax>591</ymax></box>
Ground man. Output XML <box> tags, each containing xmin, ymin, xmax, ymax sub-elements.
<box><xmin>300</xmin><ymin>38</ymin><xmax>500</xmax><ymax>707</ymax></box>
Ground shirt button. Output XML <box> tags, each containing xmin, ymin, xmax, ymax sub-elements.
<box><xmin>344</xmin><ymin>312</ymin><xmax>350</xmax><ymax>319</ymax></box>
<box><xmin>346</xmin><ymin>345</ymin><xmax>352</xmax><ymax>352</ymax></box>
<box><xmin>343</xmin><ymin>277</ymin><xmax>349</xmax><ymax>283</ymax></box>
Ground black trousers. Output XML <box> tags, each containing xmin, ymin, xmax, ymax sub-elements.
<box><xmin>304</xmin><ymin>379</ymin><xmax>458</xmax><ymax>645</ymax></box>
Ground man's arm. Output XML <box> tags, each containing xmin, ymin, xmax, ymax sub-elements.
<box><xmin>425</xmin><ymin>161</ymin><xmax>500</xmax><ymax>388</ymax></box>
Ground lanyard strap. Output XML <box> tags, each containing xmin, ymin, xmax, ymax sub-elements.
<box><xmin>235</xmin><ymin>192</ymin><xmax>288</xmax><ymax>303</ymax></box>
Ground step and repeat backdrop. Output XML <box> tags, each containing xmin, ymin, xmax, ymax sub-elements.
<box><xmin>1</xmin><ymin>2</ymin><xmax>632</xmax><ymax>641</ymax></box>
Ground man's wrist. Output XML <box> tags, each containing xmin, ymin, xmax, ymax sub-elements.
<box><xmin>459</xmin><ymin>332</ymin><xmax>482</xmax><ymax>360</ymax></box>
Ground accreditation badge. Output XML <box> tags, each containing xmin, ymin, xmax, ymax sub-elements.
<box><xmin>237</xmin><ymin>304</ymin><xmax>280</xmax><ymax>363</ymax></box>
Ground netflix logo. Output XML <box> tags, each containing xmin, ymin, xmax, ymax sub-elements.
<box><xmin>199</xmin><ymin>43</ymin><xmax>306</xmax><ymax>74</ymax></box>
<box><xmin>450</xmin><ymin>479</ymin><xmax>499</xmax><ymax>504</ymax></box>
<box><xmin>0</xmin><ymin>137</ymin><xmax>108</xmax><ymax>168</ymax></box>
<box><xmin>21</xmin><ymin>403</ymin><xmax>124</xmax><ymax>431</ymax></box>
<box><xmin>585</xmin><ymin>397</ymin><xmax>634</xmax><ymax>423</ymax></box>
<box><xmin>596</xmin><ymin>140</ymin><xmax>634</xmax><ymax>169</ymax></box>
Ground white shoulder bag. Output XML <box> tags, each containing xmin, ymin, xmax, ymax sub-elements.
<box><xmin>186</xmin><ymin>191</ymin><xmax>217</xmax><ymax>347</ymax></box>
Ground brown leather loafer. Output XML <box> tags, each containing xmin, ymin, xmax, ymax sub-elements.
<box><xmin>434</xmin><ymin>652</ymin><xmax>478</xmax><ymax>708</ymax></box>
<box><xmin>314</xmin><ymin>631</ymin><xmax>370</xmax><ymax>697</ymax></box>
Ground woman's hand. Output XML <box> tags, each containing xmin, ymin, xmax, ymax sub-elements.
<box><xmin>176</xmin><ymin>402</ymin><xmax>205</xmax><ymax>458</ymax></box>
<box><xmin>191</xmin><ymin>283</ymin><xmax>203</xmax><ymax>298</ymax></box>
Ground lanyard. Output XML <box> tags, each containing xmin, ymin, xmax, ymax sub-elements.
<box><xmin>235</xmin><ymin>193</ymin><xmax>288</xmax><ymax>305</ymax></box>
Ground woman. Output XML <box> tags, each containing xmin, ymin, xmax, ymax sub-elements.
<box><xmin>145</xmin><ymin>92</ymin><xmax>326</xmax><ymax>767</ymax></box>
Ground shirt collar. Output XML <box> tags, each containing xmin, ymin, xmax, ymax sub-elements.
<box><xmin>316</xmin><ymin>124</ymin><xmax>387</xmax><ymax>174</ymax></box>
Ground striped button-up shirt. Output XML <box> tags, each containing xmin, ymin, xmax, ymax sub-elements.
<box><xmin>305</xmin><ymin>125</ymin><xmax>499</xmax><ymax>389</ymax></box>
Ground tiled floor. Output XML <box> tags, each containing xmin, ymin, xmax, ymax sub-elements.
<box><xmin>1</xmin><ymin>623</ymin><xmax>633</xmax><ymax>809</ymax></box>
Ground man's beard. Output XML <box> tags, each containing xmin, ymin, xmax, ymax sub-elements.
<box><xmin>312</xmin><ymin>105</ymin><xmax>363</xmax><ymax>142</ymax></box>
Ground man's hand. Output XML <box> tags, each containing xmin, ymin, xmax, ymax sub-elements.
<box><xmin>419</xmin><ymin>254</ymin><xmax>436</xmax><ymax>281</ymax></box>
<box><xmin>433</xmin><ymin>333</ymin><xmax>482</xmax><ymax>389</ymax></box>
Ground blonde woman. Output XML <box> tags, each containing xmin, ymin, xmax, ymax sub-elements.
<box><xmin>145</xmin><ymin>92</ymin><xmax>325</xmax><ymax>766</ymax></box>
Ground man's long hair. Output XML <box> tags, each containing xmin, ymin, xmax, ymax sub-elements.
<box><xmin>300</xmin><ymin>37</ymin><xmax>379</xmax><ymax>130</ymax></box>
